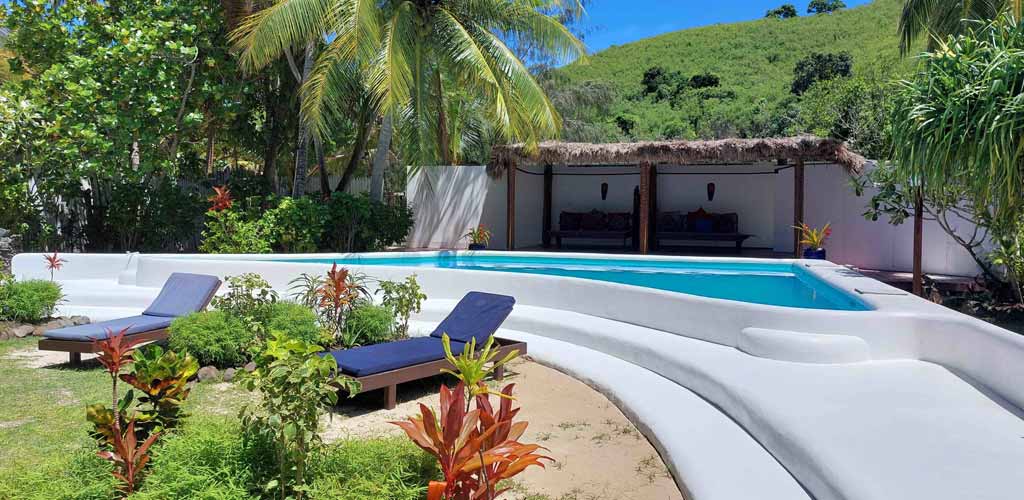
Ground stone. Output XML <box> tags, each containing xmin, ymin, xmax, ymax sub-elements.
<box><xmin>12</xmin><ymin>325</ymin><xmax>35</xmax><ymax>338</ymax></box>
<box><xmin>197</xmin><ymin>366</ymin><xmax>220</xmax><ymax>383</ymax></box>
<box><xmin>70</xmin><ymin>316</ymin><xmax>91</xmax><ymax>326</ymax></box>
<box><xmin>0</xmin><ymin>229</ymin><xmax>21</xmax><ymax>274</ymax></box>
<box><xmin>243</xmin><ymin>361</ymin><xmax>257</xmax><ymax>372</ymax></box>
<box><xmin>223</xmin><ymin>368</ymin><xmax>237</xmax><ymax>382</ymax></box>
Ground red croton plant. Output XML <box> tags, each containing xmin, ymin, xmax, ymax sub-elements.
<box><xmin>207</xmin><ymin>185</ymin><xmax>233</xmax><ymax>211</ymax></box>
<box><xmin>392</xmin><ymin>381</ymin><xmax>550</xmax><ymax>500</ymax></box>
<box><xmin>89</xmin><ymin>328</ymin><xmax>160</xmax><ymax>495</ymax></box>
<box><xmin>43</xmin><ymin>251</ymin><xmax>67</xmax><ymax>281</ymax></box>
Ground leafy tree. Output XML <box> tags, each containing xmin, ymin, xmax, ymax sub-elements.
<box><xmin>536</xmin><ymin>68</ymin><xmax>621</xmax><ymax>142</ymax></box>
<box><xmin>688</xmin><ymin>71</ymin><xmax>721</xmax><ymax>89</ymax></box>
<box><xmin>807</xmin><ymin>0</ymin><xmax>846</xmax><ymax>14</ymax></box>
<box><xmin>795</xmin><ymin>70</ymin><xmax>892</xmax><ymax>159</ymax></box>
<box><xmin>790</xmin><ymin>51</ymin><xmax>852</xmax><ymax>94</ymax></box>
<box><xmin>889</xmin><ymin>16</ymin><xmax>1024</xmax><ymax>300</ymax></box>
<box><xmin>766</xmin><ymin>4</ymin><xmax>799</xmax><ymax>19</ymax></box>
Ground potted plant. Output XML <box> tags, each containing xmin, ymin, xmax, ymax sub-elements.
<box><xmin>464</xmin><ymin>224</ymin><xmax>491</xmax><ymax>251</ymax></box>
<box><xmin>795</xmin><ymin>222</ymin><xmax>831</xmax><ymax>259</ymax></box>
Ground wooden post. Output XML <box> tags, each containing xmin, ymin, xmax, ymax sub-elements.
<box><xmin>650</xmin><ymin>165</ymin><xmax>658</xmax><ymax>251</ymax></box>
<box><xmin>913</xmin><ymin>189</ymin><xmax>924</xmax><ymax>296</ymax></box>
<box><xmin>506</xmin><ymin>161</ymin><xmax>516</xmax><ymax>251</ymax></box>
<box><xmin>793</xmin><ymin>159</ymin><xmax>805</xmax><ymax>257</ymax></box>
<box><xmin>384</xmin><ymin>384</ymin><xmax>397</xmax><ymax>410</ymax></box>
<box><xmin>542</xmin><ymin>164</ymin><xmax>553</xmax><ymax>248</ymax></box>
<box><xmin>639</xmin><ymin>162</ymin><xmax>652</xmax><ymax>254</ymax></box>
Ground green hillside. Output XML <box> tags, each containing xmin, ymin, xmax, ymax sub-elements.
<box><xmin>559</xmin><ymin>0</ymin><xmax>910</xmax><ymax>140</ymax></box>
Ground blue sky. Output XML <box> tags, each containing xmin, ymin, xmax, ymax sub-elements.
<box><xmin>578</xmin><ymin>0</ymin><xmax>873</xmax><ymax>52</ymax></box>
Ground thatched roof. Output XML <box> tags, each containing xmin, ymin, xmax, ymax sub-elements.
<box><xmin>490</xmin><ymin>136</ymin><xmax>868</xmax><ymax>174</ymax></box>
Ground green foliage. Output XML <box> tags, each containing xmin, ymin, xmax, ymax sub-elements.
<box><xmin>341</xmin><ymin>304</ymin><xmax>397</xmax><ymax>348</ymax></box>
<box><xmin>808</xmin><ymin>0</ymin><xmax>846</xmax><ymax>15</ymax></box>
<box><xmin>790</xmin><ymin>52</ymin><xmax>853</xmax><ymax>95</ymax></box>
<box><xmin>766</xmin><ymin>4</ymin><xmax>798</xmax><ymax>19</ymax></box>
<box><xmin>211</xmin><ymin>272</ymin><xmax>279</xmax><ymax>339</ymax></box>
<box><xmin>795</xmin><ymin>70</ymin><xmax>893</xmax><ymax>159</ymax></box>
<box><xmin>0</xmin><ymin>450</ymin><xmax>117</xmax><ymax>500</ymax></box>
<box><xmin>559</xmin><ymin>0</ymin><xmax>911</xmax><ymax>141</ymax></box>
<box><xmin>265</xmin><ymin>197</ymin><xmax>326</xmax><ymax>253</ymax></box>
<box><xmin>440</xmin><ymin>333</ymin><xmax>519</xmax><ymax>399</ymax></box>
<box><xmin>377</xmin><ymin>275</ymin><xmax>427</xmax><ymax>338</ymax></box>
<box><xmin>322</xmin><ymin>192</ymin><xmax>414</xmax><ymax>252</ymax></box>
<box><xmin>989</xmin><ymin>216</ymin><xmax>1024</xmax><ymax>302</ymax></box>
<box><xmin>0</xmin><ymin>279</ymin><xmax>62</xmax><ymax>322</ymax></box>
<box><xmin>168</xmin><ymin>311</ymin><xmax>254</xmax><ymax>367</ymax></box>
<box><xmin>240</xmin><ymin>334</ymin><xmax>360</xmax><ymax>499</ymax></box>
<box><xmin>307</xmin><ymin>438</ymin><xmax>436</xmax><ymax>500</ymax></box>
<box><xmin>120</xmin><ymin>345</ymin><xmax>200</xmax><ymax>435</ymax></box>
<box><xmin>267</xmin><ymin>301</ymin><xmax>322</xmax><ymax>345</ymax></box>
<box><xmin>199</xmin><ymin>208</ymin><xmax>274</xmax><ymax>254</ymax></box>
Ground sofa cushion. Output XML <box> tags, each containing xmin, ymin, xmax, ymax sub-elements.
<box><xmin>606</xmin><ymin>212</ymin><xmax>632</xmax><ymax>231</ymax></box>
<box><xmin>559</xmin><ymin>211</ymin><xmax>583</xmax><ymax>231</ymax></box>
<box><xmin>430</xmin><ymin>291</ymin><xmax>516</xmax><ymax>344</ymax></box>
<box><xmin>714</xmin><ymin>213</ymin><xmax>739</xmax><ymax>233</ymax></box>
<box><xmin>580</xmin><ymin>210</ymin><xmax>607</xmax><ymax>231</ymax></box>
<box><xmin>44</xmin><ymin>315</ymin><xmax>173</xmax><ymax>341</ymax></box>
<box><xmin>328</xmin><ymin>337</ymin><xmax>468</xmax><ymax>377</ymax></box>
<box><xmin>658</xmin><ymin>211</ymin><xmax>685</xmax><ymax>232</ymax></box>
<box><xmin>142</xmin><ymin>273</ymin><xmax>221</xmax><ymax>318</ymax></box>
<box><xmin>687</xmin><ymin>207</ymin><xmax>713</xmax><ymax>232</ymax></box>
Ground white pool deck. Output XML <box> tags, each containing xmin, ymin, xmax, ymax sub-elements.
<box><xmin>11</xmin><ymin>251</ymin><xmax>1024</xmax><ymax>500</ymax></box>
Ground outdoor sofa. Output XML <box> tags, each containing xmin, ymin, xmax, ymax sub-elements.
<box><xmin>547</xmin><ymin>210</ymin><xmax>633</xmax><ymax>249</ymax></box>
<box><xmin>39</xmin><ymin>272</ymin><xmax>222</xmax><ymax>366</ymax></box>
<box><xmin>327</xmin><ymin>291</ymin><xmax>525</xmax><ymax>409</ymax></box>
<box><xmin>656</xmin><ymin>208</ymin><xmax>751</xmax><ymax>252</ymax></box>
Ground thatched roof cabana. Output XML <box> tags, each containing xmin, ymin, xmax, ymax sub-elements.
<box><xmin>491</xmin><ymin>136</ymin><xmax>868</xmax><ymax>174</ymax></box>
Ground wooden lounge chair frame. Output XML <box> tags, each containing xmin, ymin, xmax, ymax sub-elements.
<box><xmin>343</xmin><ymin>337</ymin><xmax>527</xmax><ymax>410</ymax></box>
<box><xmin>38</xmin><ymin>279</ymin><xmax>221</xmax><ymax>366</ymax></box>
<box><xmin>655</xmin><ymin>232</ymin><xmax>752</xmax><ymax>252</ymax></box>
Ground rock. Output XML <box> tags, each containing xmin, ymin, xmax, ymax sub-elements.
<box><xmin>223</xmin><ymin>368</ymin><xmax>237</xmax><ymax>382</ymax></box>
<box><xmin>243</xmin><ymin>361</ymin><xmax>257</xmax><ymax>372</ymax></box>
<box><xmin>70</xmin><ymin>316</ymin><xmax>91</xmax><ymax>326</ymax></box>
<box><xmin>0</xmin><ymin>229</ymin><xmax>21</xmax><ymax>274</ymax></box>
<box><xmin>12</xmin><ymin>325</ymin><xmax>35</xmax><ymax>338</ymax></box>
<box><xmin>197</xmin><ymin>366</ymin><xmax>220</xmax><ymax>383</ymax></box>
<box><xmin>55</xmin><ymin>318</ymin><xmax>74</xmax><ymax>328</ymax></box>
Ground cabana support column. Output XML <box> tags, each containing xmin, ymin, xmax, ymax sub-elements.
<box><xmin>639</xmin><ymin>162</ymin><xmax>653</xmax><ymax>254</ymax></box>
<box><xmin>542</xmin><ymin>164</ymin><xmax>553</xmax><ymax>248</ymax></box>
<box><xmin>507</xmin><ymin>161</ymin><xmax>517</xmax><ymax>250</ymax></box>
<box><xmin>793</xmin><ymin>158</ymin><xmax>805</xmax><ymax>257</ymax></box>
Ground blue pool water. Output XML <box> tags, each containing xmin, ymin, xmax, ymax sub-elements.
<box><xmin>276</xmin><ymin>254</ymin><xmax>869</xmax><ymax>311</ymax></box>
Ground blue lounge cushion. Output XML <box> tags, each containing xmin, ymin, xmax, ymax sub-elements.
<box><xmin>429</xmin><ymin>292</ymin><xmax>515</xmax><ymax>344</ymax></box>
<box><xmin>328</xmin><ymin>336</ymin><xmax>467</xmax><ymax>377</ymax></box>
<box><xmin>142</xmin><ymin>273</ymin><xmax>222</xmax><ymax>318</ymax></box>
<box><xmin>43</xmin><ymin>315</ymin><xmax>173</xmax><ymax>341</ymax></box>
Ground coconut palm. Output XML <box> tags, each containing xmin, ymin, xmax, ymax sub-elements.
<box><xmin>898</xmin><ymin>0</ymin><xmax>1023</xmax><ymax>53</ymax></box>
<box><xmin>230</xmin><ymin>0</ymin><xmax>587</xmax><ymax>175</ymax></box>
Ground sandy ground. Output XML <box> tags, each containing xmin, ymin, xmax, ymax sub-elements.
<box><xmin>3</xmin><ymin>346</ymin><xmax>684</xmax><ymax>499</ymax></box>
<box><xmin>325</xmin><ymin>358</ymin><xmax>684</xmax><ymax>500</ymax></box>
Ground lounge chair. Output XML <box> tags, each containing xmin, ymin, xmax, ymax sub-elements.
<box><xmin>328</xmin><ymin>291</ymin><xmax>525</xmax><ymax>409</ymax></box>
<box><xmin>39</xmin><ymin>273</ymin><xmax>222</xmax><ymax>366</ymax></box>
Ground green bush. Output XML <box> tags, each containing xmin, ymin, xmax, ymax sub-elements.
<box><xmin>265</xmin><ymin>197</ymin><xmax>326</xmax><ymax>253</ymax></box>
<box><xmin>341</xmin><ymin>304</ymin><xmax>396</xmax><ymax>348</ymax></box>
<box><xmin>199</xmin><ymin>208</ymin><xmax>274</xmax><ymax>254</ymax></box>
<box><xmin>322</xmin><ymin>193</ymin><xmax>414</xmax><ymax>252</ymax></box>
<box><xmin>267</xmin><ymin>301</ymin><xmax>321</xmax><ymax>345</ymax></box>
<box><xmin>168</xmin><ymin>311</ymin><xmax>254</xmax><ymax>367</ymax></box>
<box><xmin>0</xmin><ymin>279</ymin><xmax>62</xmax><ymax>322</ymax></box>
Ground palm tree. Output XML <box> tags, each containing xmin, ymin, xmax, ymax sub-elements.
<box><xmin>231</xmin><ymin>0</ymin><xmax>586</xmax><ymax>199</ymax></box>
<box><xmin>898</xmin><ymin>0</ymin><xmax>1022</xmax><ymax>53</ymax></box>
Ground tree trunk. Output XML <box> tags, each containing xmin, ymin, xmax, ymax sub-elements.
<box><xmin>291</xmin><ymin>43</ymin><xmax>316</xmax><ymax>198</ymax></box>
<box><xmin>913</xmin><ymin>188</ymin><xmax>924</xmax><ymax>296</ymax></box>
<box><xmin>263</xmin><ymin>77</ymin><xmax>281</xmax><ymax>194</ymax></box>
<box><xmin>315</xmin><ymin>138</ymin><xmax>330</xmax><ymax>199</ymax></box>
<box><xmin>369</xmin><ymin>115</ymin><xmax>392</xmax><ymax>202</ymax></box>
<box><xmin>205</xmin><ymin>123</ymin><xmax>216</xmax><ymax>174</ymax></box>
<box><xmin>335</xmin><ymin>101</ymin><xmax>372</xmax><ymax>193</ymax></box>
<box><xmin>436</xmin><ymin>72</ymin><xmax>452</xmax><ymax>165</ymax></box>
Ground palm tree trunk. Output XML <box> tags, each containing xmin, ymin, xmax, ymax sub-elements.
<box><xmin>335</xmin><ymin>100</ymin><xmax>372</xmax><ymax>193</ymax></box>
<box><xmin>369</xmin><ymin>115</ymin><xmax>392</xmax><ymax>202</ymax></box>
<box><xmin>436</xmin><ymin>72</ymin><xmax>452</xmax><ymax>165</ymax></box>
<box><xmin>315</xmin><ymin>138</ymin><xmax>330</xmax><ymax>198</ymax></box>
<box><xmin>292</xmin><ymin>43</ymin><xmax>315</xmax><ymax>198</ymax></box>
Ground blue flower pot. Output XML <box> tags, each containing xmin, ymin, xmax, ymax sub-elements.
<box><xmin>468</xmin><ymin>243</ymin><xmax>487</xmax><ymax>251</ymax></box>
<box><xmin>803</xmin><ymin>248</ymin><xmax>827</xmax><ymax>260</ymax></box>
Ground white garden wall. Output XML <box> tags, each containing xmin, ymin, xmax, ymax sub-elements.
<box><xmin>407</xmin><ymin>164</ymin><xmax>985</xmax><ymax>276</ymax></box>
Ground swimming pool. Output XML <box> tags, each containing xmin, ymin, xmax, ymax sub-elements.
<box><xmin>276</xmin><ymin>254</ymin><xmax>869</xmax><ymax>311</ymax></box>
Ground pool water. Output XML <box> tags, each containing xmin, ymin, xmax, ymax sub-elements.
<box><xmin>278</xmin><ymin>254</ymin><xmax>869</xmax><ymax>311</ymax></box>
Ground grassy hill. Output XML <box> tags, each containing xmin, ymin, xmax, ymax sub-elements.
<box><xmin>559</xmin><ymin>0</ymin><xmax>911</xmax><ymax>140</ymax></box>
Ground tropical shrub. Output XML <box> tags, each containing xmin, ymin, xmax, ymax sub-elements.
<box><xmin>290</xmin><ymin>264</ymin><xmax>371</xmax><ymax>347</ymax></box>
<box><xmin>211</xmin><ymin>273</ymin><xmax>279</xmax><ymax>339</ymax></box>
<box><xmin>267</xmin><ymin>301</ymin><xmax>322</xmax><ymax>345</ymax></box>
<box><xmin>265</xmin><ymin>197</ymin><xmax>326</xmax><ymax>253</ymax></box>
<box><xmin>341</xmin><ymin>304</ymin><xmax>397</xmax><ymax>348</ymax></box>
<box><xmin>240</xmin><ymin>334</ymin><xmax>360</xmax><ymax>499</ymax></box>
<box><xmin>377</xmin><ymin>275</ymin><xmax>427</xmax><ymax>337</ymax></box>
<box><xmin>0</xmin><ymin>279</ymin><xmax>63</xmax><ymax>322</ymax></box>
<box><xmin>199</xmin><ymin>208</ymin><xmax>274</xmax><ymax>254</ymax></box>
<box><xmin>118</xmin><ymin>346</ymin><xmax>199</xmax><ymax>436</ymax></box>
<box><xmin>168</xmin><ymin>311</ymin><xmax>254</xmax><ymax>367</ymax></box>
<box><xmin>322</xmin><ymin>193</ymin><xmax>414</xmax><ymax>252</ymax></box>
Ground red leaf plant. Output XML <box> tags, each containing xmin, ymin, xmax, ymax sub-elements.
<box><xmin>208</xmin><ymin>185</ymin><xmax>233</xmax><ymax>212</ymax></box>
<box><xmin>89</xmin><ymin>328</ymin><xmax>158</xmax><ymax>496</ymax></box>
<box><xmin>43</xmin><ymin>251</ymin><xmax>67</xmax><ymax>281</ymax></box>
<box><xmin>97</xmin><ymin>419</ymin><xmax>160</xmax><ymax>495</ymax></box>
<box><xmin>316</xmin><ymin>263</ymin><xmax>366</xmax><ymax>326</ymax></box>
<box><xmin>391</xmin><ymin>382</ymin><xmax>551</xmax><ymax>500</ymax></box>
